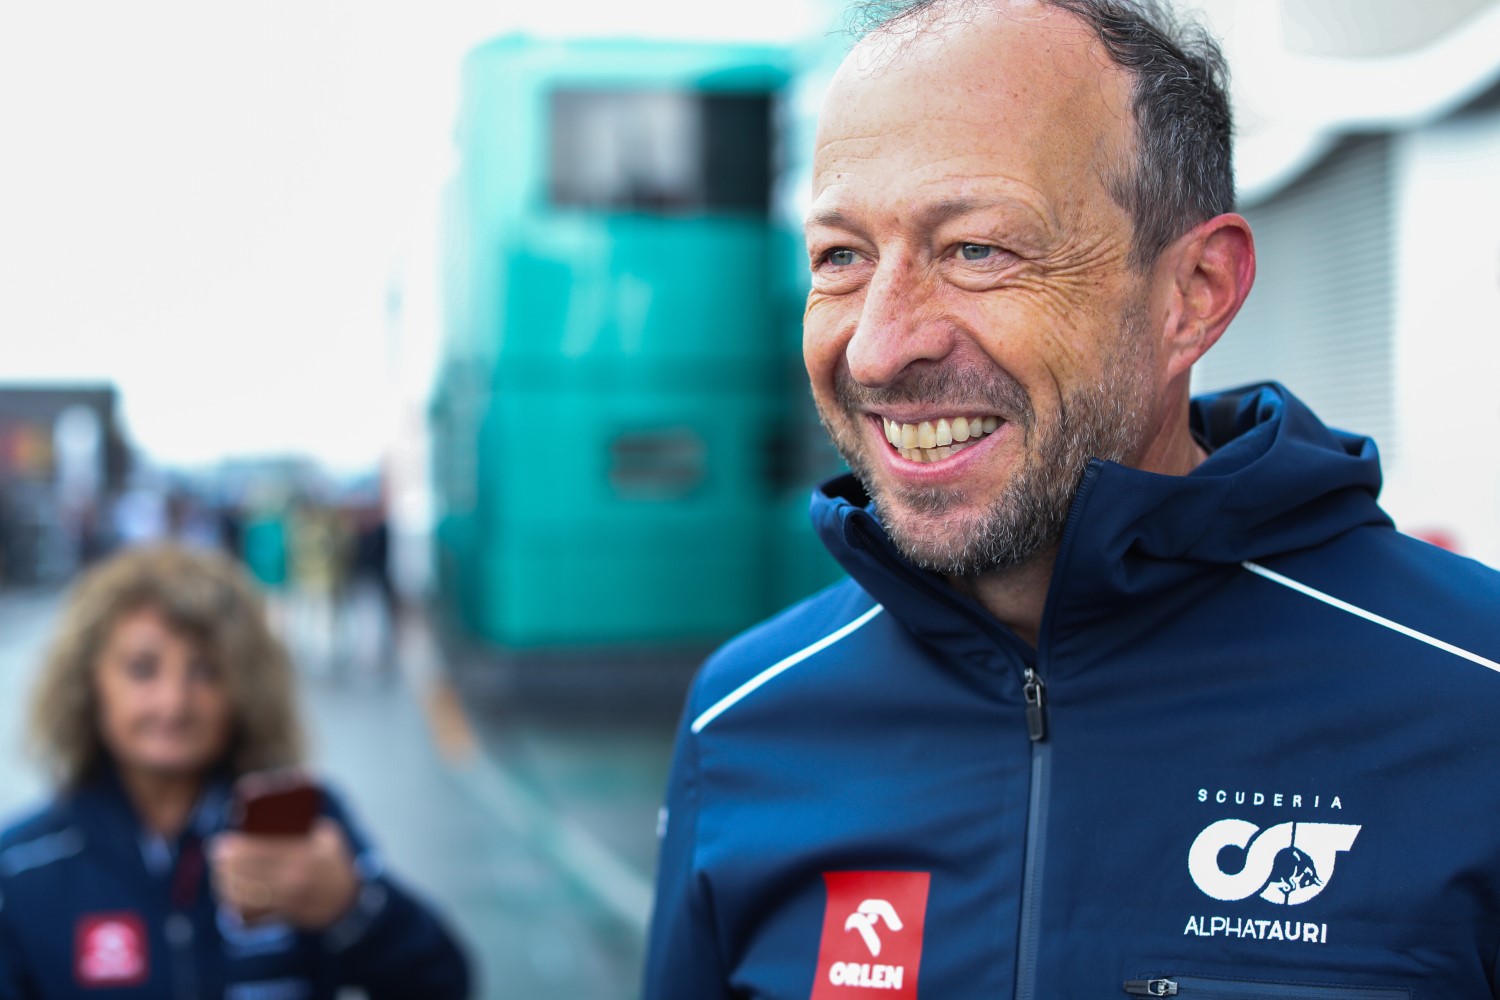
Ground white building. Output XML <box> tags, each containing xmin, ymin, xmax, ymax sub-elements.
<box><xmin>1189</xmin><ymin>0</ymin><xmax>1500</xmax><ymax>567</ymax></box>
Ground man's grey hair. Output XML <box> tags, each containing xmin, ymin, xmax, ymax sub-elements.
<box><xmin>850</xmin><ymin>0</ymin><xmax>1234</xmax><ymax>269</ymax></box>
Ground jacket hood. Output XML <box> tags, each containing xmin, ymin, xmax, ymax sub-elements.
<box><xmin>810</xmin><ymin>383</ymin><xmax>1391</xmax><ymax>656</ymax></box>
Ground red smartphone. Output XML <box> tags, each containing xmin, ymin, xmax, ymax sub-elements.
<box><xmin>231</xmin><ymin>769</ymin><xmax>323</xmax><ymax>837</ymax></box>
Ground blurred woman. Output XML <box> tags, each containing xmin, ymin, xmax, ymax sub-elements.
<box><xmin>0</xmin><ymin>544</ymin><xmax>470</xmax><ymax>999</ymax></box>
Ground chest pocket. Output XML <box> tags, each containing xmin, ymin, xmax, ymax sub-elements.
<box><xmin>1123</xmin><ymin>975</ymin><xmax>1411</xmax><ymax>998</ymax></box>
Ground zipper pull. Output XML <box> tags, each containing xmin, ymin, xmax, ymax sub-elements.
<box><xmin>1022</xmin><ymin>667</ymin><xmax>1047</xmax><ymax>742</ymax></box>
<box><xmin>1124</xmin><ymin>979</ymin><xmax>1178</xmax><ymax>996</ymax></box>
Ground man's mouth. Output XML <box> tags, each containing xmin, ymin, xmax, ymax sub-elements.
<box><xmin>879</xmin><ymin>415</ymin><xmax>1001</xmax><ymax>464</ymax></box>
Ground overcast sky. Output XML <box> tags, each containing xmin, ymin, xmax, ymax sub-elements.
<box><xmin>0</xmin><ymin>1</ymin><xmax>827</xmax><ymax>471</ymax></box>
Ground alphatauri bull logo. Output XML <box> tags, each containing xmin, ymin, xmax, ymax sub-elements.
<box><xmin>1188</xmin><ymin>820</ymin><xmax>1360</xmax><ymax>906</ymax></box>
<box><xmin>1265</xmin><ymin>845</ymin><xmax>1322</xmax><ymax>901</ymax></box>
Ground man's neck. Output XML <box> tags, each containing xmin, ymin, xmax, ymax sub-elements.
<box><xmin>949</xmin><ymin>416</ymin><xmax>1212</xmax><ymax>648</ymax></box>
<box><xmin>1135</xmin><ymin>406</ymin><xmax>1212</xmax><ymax>483</ymax></box>
<box><xmin>119</xmin><ymin>766</ymin><xmax>203</xmax><ymax>838</ymax></box>
<box><xmin>948</xmin><ymin>547</ymin><xmax>1058</xmax><ymax>648</ymax></box>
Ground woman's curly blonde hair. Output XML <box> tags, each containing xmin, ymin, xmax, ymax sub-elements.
<box><xmin>29</xmin><ymin>543</ymin><xmax>305</xmax><ymax>787</ymax></box>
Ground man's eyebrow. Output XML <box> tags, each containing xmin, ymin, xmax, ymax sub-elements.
<box><xmin>804</xmin><ymin>207</ymin><xmax>863</xmax><ymax>232</ymax></box>
<box><xmin>910</xmin><ymin>198</ymin><xmax>989</xmax><ymax>232</ymax></box>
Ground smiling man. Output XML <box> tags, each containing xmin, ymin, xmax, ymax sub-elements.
<box><xmin>645</xmin><ymin>2</ymin><xmax>1500</xmax><ymax>998</ymax></box>
<box><xmin>799</xmin><ymin>0</ymin><xmax>1228</xmax><ymax>646</ymax></box>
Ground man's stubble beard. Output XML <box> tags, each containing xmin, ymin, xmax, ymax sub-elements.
<box><xmin>819</xmin><ymin>307</ymin><xmax>1155</xmax><ymax>577</ymax></box>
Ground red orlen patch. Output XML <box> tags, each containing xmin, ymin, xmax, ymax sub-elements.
<box><xmin>75</xmin><ymin>912</ymin><xmax>149</xmax><ymax>988</ymax></box>
<box><xmin>811</xmin><ymin>871</ymin><xmax>930</xmax><ymax>999</ymax></box>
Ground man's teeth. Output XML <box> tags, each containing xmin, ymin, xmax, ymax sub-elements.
<box><xmin>881</xmin><ymin>416</ymin><xmax>1002</xmax><ymax>462</ymax></box>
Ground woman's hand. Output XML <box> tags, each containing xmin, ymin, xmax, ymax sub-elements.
<box><xmin>209</xmin><ymin>818</ymin><xmax>361</xmax><ymax>930</ymax></box>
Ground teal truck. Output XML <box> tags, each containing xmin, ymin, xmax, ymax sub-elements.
<box><xmin>432</xmin><ymin>36</ymin><xmax>841</xmax><ymax>650</ymax></box>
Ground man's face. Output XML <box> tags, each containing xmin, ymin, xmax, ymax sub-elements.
<box><xmin>804</xmin><ymin>4</ymin><xmax>1166</xmax><ymax>574</ymax></box>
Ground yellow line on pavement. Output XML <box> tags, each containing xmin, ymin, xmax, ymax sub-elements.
<box><xmin>423</xmin><ymin>677</ymin><xmax>480</xmax><ymax>764</ymax></box>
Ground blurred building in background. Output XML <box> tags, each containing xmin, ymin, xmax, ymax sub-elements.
<box><xmin>0</xmin><ymin>384</ymin><xmax>130</xmax><ymax>585</ymax></box>
<box><xmin>1189</xmin><ymin>0</ymin><xmax>1500</xmax><ymax>565</ymax></box>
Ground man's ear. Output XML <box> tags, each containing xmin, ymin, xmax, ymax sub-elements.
<box><xmin>1155</xmin><ymin>213</ymin><xmax>1256</xmax><ymax>379</ymax></box>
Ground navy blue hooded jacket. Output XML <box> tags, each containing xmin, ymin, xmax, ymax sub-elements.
<box><xmin>0</xmin><ymin>767</ymin><xmax>470</xmax><ymax>1000</ymax></box>
<box><xmin>644</xmin><ymin>384</ymin><xmax>1500</xmax><ymax>999</ymax></box>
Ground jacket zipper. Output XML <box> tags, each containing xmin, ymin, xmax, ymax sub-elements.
<box><xmin>1013</xmin><ymin>730</ymin><xmax>1051</xmax><ymax>1000</ymax></box>
<box><xmin>1022</xmin><ymin>667</ymin><xmax>1047</xmax><ymax>742</ymax></box>
<box><xmin>1016</xmin><ymin>666</ymin><xmax>1050</xmax><ymax>997</ymax></box>
<box><xmin>165</xmin><ymin>913</ymin><xmax>198</xmax><ymax>1000</ymax></box>
<box><xmin>165</xmin><ymin>836</ymin><xmax>203</xmax><ymax>1000</ymax></box>
<box><xmin>1015</xmin><ymin>462</ymin><xmax>1100</xmax><ymax>1000</ymax></box>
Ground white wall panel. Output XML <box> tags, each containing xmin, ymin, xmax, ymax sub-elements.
<box><xmin>1383</xmin><ymin>110</ymin><xmax>1500</xmax><ymax>566</ymax></box>
<box><xmin>1196</xmin><ymin>135</ymin><xmax>1397</xmax><ymax>460</ymax></box>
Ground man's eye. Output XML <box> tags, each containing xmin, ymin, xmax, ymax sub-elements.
<box><xmin>823</xmin><ymin>248</ymin><xmax>859</xmax><ymax>266</ymax></box>
<box><xmin>959</xmin><ymin>243</ymin><xmax>998</xmax><ymax>261</ymax></box>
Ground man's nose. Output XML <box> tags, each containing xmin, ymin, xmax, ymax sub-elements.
<box><xmin>845</xmin><ymin>260</ymin><xmax>954</xmax><ymax>387</ymax></box>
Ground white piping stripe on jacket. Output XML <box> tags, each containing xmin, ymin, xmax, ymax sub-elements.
<box><xmin>1243</xmin><ymin>560</ymin><xmax>1500</xmax><ymax>674</ymax></box>
<box><xmin>692</xmin><ymin>604</ymin><xmax>885</xmax><ymax>734</ymax></box>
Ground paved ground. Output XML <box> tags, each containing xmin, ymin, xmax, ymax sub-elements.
<box><xmin>0</xmin><ymin>587</ymin><xmax>686</xmax><ymax>1000</ymax></box>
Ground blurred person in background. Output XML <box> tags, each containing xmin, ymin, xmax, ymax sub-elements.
<box><xmin>240</xmin><ymin>489</ymin><xmax>293</xmax><ymax>634</ymax></box>
<box><xmin>0</xmin><ymin>488</ymin><xmax>12</xmax><ymax>587</ymax></box>
<box><xmin>215</xmin><ymin>499</ymin><xmax>244</xmax><ymax>564</ymax></box>
<box><xmin>0</xmin><ymin>544</ymin><xmax>470</xmax><ymax>999</ymax></box>
<box><xmin>288</xmin><ymin>496</ymin><xmax>350</xmax><ymax>670</ymax></box>
<box><xmin>342</xmin><ymin>500</ymin><xmax>397</xmax><ymax>676</ymax></box>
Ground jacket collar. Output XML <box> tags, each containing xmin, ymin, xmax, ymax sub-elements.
<box><xmin>812</xmin><ymin>383</ymin><xmax>1391</xmax><ymax>662</ymax></box>
<box><xmin>69</xmin><ymin>761</ymin><xmax>234</xmax><ymax>872</ymax></box>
